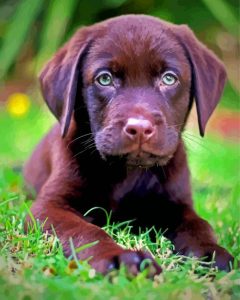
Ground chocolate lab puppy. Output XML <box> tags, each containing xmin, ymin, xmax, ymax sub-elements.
<box><xmin>24</xmin><ymin>15</ymin><xmax>234</xmax><ymax>275</ymax></box>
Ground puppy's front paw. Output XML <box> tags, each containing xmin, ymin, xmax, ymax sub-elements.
<box><xmin>201</xmin><ymin>244</ymin><xmax>234</xmax><ymax>272</ymax></box>
<box><xmin>180</xmin><ymin>244</ymin><xmax>234</xmax><ymax>272</ymax></box>
<box><xmin>94</xmin><ymin>250</ymin><xmax>162</xmax><ymax>278</ymax></box>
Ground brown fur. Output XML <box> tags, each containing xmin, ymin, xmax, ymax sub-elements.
<box><xmin>24</xmin><ymin>15</ymin><xmax>233</xmax><ymax>276</ymax></box>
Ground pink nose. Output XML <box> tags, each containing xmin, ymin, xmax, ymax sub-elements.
<box><xmin>123</xmin><ymin>118</ymin><xmax>155</xmax><ymax>143</ymax></box>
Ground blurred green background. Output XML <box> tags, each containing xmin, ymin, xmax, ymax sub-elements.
<box><xmin>0</xmin><ymin>0</ymin><xmax>239</xmax><ymax>163</ymax></box>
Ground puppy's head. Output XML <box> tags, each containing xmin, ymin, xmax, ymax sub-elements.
<box><xmin>39</xmin><ymin>15</ymin><xmax>226</xmax><ymax>167</ymax></box>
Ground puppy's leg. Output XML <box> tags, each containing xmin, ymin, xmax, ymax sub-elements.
<box><xmin>169</xmin><ymin>206</ymin><xmax>234</xmax><ymax>271</ymax></box>
<box><xmin>25</xmin><ymin>180</ymin><xmax>161</xmax><ymax>277</ymax></box>
<box><xmin>24</xmin><ymin>125</ymin><xmax>161</xmax><ymax>276</ymax></box>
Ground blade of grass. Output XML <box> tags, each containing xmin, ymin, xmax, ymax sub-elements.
<box><xmin>23</xmin><ymin>202</ymin><xmax>38</xmax><ymax>233</ymax></box>
<box><xmin>84</xmin><ymin>206</ymin><xmax>112</xmax><ymax>227</ymax></box>
<box><xmin>0</xmin><ymin>196</ymin><xmax>19</xmax><ymax>207</ymax></box>
<box><xmin>69</xmin><ymin>238</ymin><xmax>98</xmax><ymax>269</ymax></box>
<box><xmin>74</xmin><ymin>240</ymin><xmax>99</xmax><ymax>253</ymax></box>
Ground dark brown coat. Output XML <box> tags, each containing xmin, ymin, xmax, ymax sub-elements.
<box><xmin>24</xmin><ymin>15</ymin><xmax>233</xmax><ymax>276</ymax></box>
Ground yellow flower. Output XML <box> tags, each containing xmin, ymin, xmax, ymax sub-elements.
<box><xmin>6</xmin><ymin>93</ymin><xmax>31</xmax><ymax>117</ymax></box>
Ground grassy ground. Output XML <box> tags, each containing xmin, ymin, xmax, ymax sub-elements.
<box><xmin>0</xmin><ymin>103</ymin><xmax>239</xmax><ymax>300</ymax></box>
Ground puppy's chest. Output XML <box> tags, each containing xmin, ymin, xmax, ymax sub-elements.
<box><xmin>109</xmin><ymin>170</ymin><xmax>170</xmax><ymax>227</ymax></box>
<box><xmin>82</xmin><ymin>169</ymin><xmax>165</xmax><ymax>227</ymax></box>
<box><xmin>111</xmin><ymin>170</ymin><xmax>163</xmax><ymax>206</ymax></box>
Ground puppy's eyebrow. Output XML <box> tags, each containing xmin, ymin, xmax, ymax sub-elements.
<box><xmin>90</xmin><ymin>59</ymin><xmax>125</xmax><ymax>80</ymax></box>
<box><xmin>84</xmin><ymin>58</ymin><xmax>111</xmax><ymax>83</ymax></box>
<box><xmin>161</xmin><ymin>58</ymin><xmax>186</xmax><ymax>77</ymax></box>
<box><xmin>92</xmin><ymin>67</ymin><xmax>112</xmax><ymax>77</ymax></box>
<box><xmin>162</xmin><ymin>66</ymin><xmax>182</xmax><ymax>76</ymax></box>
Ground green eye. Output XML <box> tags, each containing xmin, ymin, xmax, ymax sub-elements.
<box><xmin>96</xmin><ymin>72</ymin><xmax>113</xmax><ymax>86</ymax></box>
<box><xmin>161</xmin><ymin>72</ymin><xmax>177</xmax><ymax>86</ymax></box>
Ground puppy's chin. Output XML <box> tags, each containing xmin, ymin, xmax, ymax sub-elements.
<box><xmin>99</xmin><ymin>150</ymin><xmax>173</xmax><ymax>168</ymax></box>
<box><xmin>125</xmin><ymin>151</ymin><xmax>172</xmax><ymax>168</ymax></box>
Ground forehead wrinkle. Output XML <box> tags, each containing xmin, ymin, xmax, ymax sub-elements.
<box><xmin>103</xmin><ymin>37</ymin><xmax>160</xmax><ymax>83</ymax></box>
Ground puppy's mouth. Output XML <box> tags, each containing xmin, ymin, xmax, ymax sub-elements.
<box><xmin>96</xmin><ymin>140</ymin><xmax>175</xmax><ymax>167</ymax></box>
<box><xmin>125</xmin><ymin>151</ymin><xmax>172</xmax><ymax>168</ymax></box>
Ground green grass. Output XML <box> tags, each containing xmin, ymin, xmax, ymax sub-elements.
<box><xmin>0</xmin><ymin>104</ymin><xmax>239</xmax><ymax>300</ymax></box>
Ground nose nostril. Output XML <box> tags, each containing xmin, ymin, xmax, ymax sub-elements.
<box><xmin>126</xmin><ymin>127</ymin><xmax>138</xmax><ymax>136</ymax></box>
<box><xmin>144</xmin><ymin>128</ymin><xmax>153</xmax><ymax>135</ymax></box>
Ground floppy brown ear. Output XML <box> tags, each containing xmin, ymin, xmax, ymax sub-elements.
<box><xmin>173</xmin><ymin>25</ymin><xmax>226</xmax><ymax>136</ymax></box>
<box><xmin>39</xmin><ymin>27</ymin><xmax>93</xmax><ymax>137</ymax></box>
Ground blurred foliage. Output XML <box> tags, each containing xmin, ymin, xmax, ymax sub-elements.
<box><xmin>0</xmin><ymin>0</ymin><xmax>239</xmax><ymax>110</ymax></box>
<box><xmin>201</xmin><ymin>0</ymin><xmax>238</xmax><ymax>35</ymax></box>
<box><xmin>0</xmin><ymin>0</ymin><xmax>239</xmax><ymax>78</ymax></box>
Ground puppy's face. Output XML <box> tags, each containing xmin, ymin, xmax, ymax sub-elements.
<box><xmin>39</xmin><ymin>15</ymin><xmax>226</xmax><ymax>168</ymax></box>
<box><xmin>82</xmin><ymin>19</ymin><xmax>191</xmax><ymax>167</ymax></box>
